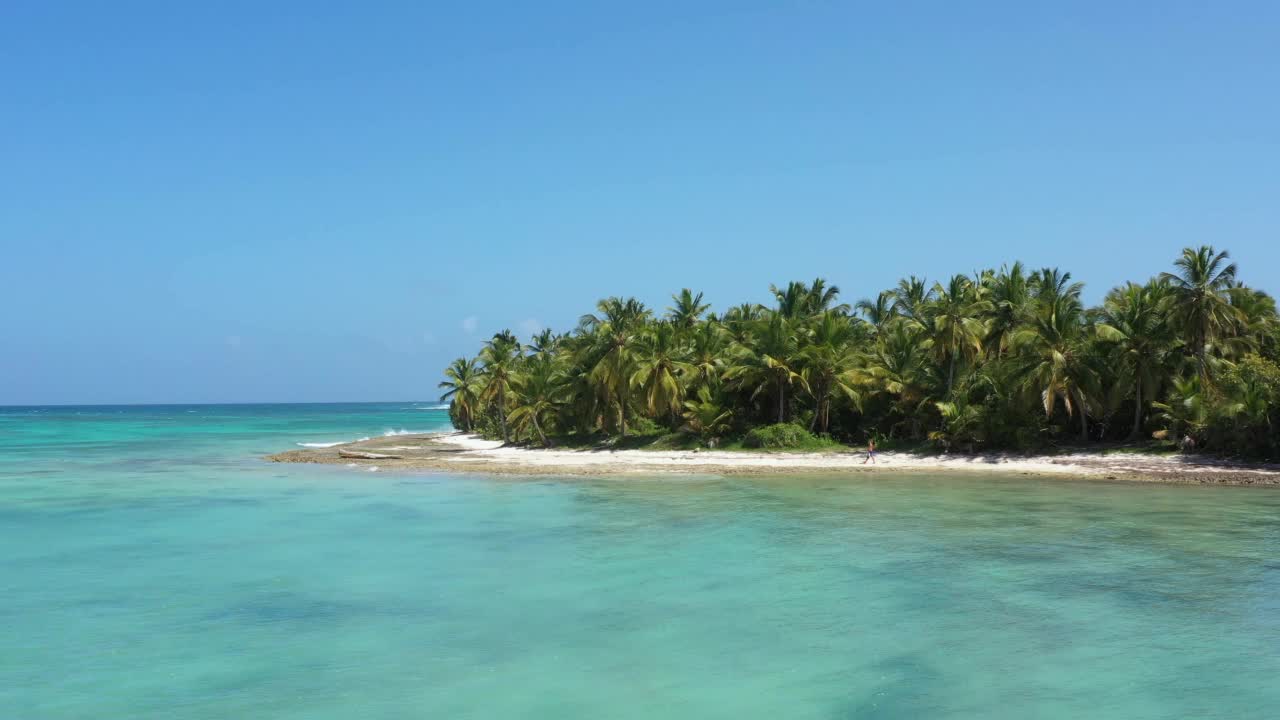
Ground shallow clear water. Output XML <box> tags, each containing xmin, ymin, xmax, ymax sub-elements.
<box><xmin>3</xmin><ymin>404</ymin><xmax>1279</xmax><ymax>719</ymax></box>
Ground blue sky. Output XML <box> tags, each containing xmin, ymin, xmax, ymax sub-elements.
<box><xmin>3</xmin><ymin>1</ymin><xmax>1278</xmax><ymax>404</ymax></box>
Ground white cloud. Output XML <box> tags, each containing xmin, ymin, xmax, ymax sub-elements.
<box><xmin>519</xmin><ymin>318</ymin><xmax>542</xmax><ymax>338</ymax></box>
<box><xmin>461</xmin><ymin>316</ymin><xmax>478</xmax><ymax>335</ymax></box>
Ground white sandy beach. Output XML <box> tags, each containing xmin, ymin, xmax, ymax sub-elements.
<box><xmin>430</xmin><ymin>433</ymin><xmax>1280</xmax><ymax>482</ymax></box>
<box><xmin>268</xmin><ymin>432</ymin><xmax>1280</xmax><ymax>485</ymax></box>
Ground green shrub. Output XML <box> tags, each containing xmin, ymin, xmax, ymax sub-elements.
<box><xmin>470</xmin><ymin>409</ymin><xmax>504</xmax><ymax>440</ymax></box>
<box><xmin>1203</xmin><ymin>354</ymin><xmax>1280</xmax><ymax>458</ymax></box>
<box><xmin>626</xmin><ymin>415</ymin><xmax>665</xmax><ymax>437</ymax></box>
<box><xmin>743</xmin><ymin>422</ymin><xmax>816</xmax><ymax>449</ymax></box>
<box><xmin>446</xmin><ymin>399</ymin><xmax>466</xmax><ymax>431</ymax></box>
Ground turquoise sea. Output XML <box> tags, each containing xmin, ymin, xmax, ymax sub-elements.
<box><xmin>3</xmin><ymin>403</ymin><xmax>1279</xmax><ymax>719</ymax></box>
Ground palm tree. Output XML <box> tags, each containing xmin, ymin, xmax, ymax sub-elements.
<box><xmin>929</xmin><ymin>397</ymin><xmax>985</xmax><ymax>452</ymax></box>
<box><xmin>1012</xmin><ymin>294</ymin><xmax>1098</xmax><ymax>442</ymax></box>
<box><xmin>681</xmin><ymin>386</ymin><xmax>734</xmax><ymax>447</ymax></box>
<box><xmin>526</xmin><ymin>328</ymin><xmax>561</xmax><ymax>356</ymax></box>
<box><xmin>1228</xmin><ymin>284</ymin><xmax>1279</xmax><ymax>358</ymax></box>
<box><xmin>630</xmin><ymin>322</ymin><xmax>694</xmax><ymax>425</ymax></box>
<box><xmin>667</xmin><ymin>289</ymin><xmax>711</xmax><ymax>330</ymax></box>
<box><xmin>558</xmin><ymin>337</ymin><xmax>602</xmax><ymax>436</ymax></box>
<box><xmin>855</xmin><ymin>291</ymin><xmax>897</xmax><ymax>335</ymax></box>
<box><xmin>443</xmin><ymin>262</ymin><xmax>1279</xmax><ymax>456</ymax></box>
<box><xmin>799</xmin><ymin>311</ymin><xmax>864</xmax><ymax>433</ymax></box>
<box><xmin>722</xmin><ymin>302</ymin><xmax>766</xmax><ymax>343</ymax></box>
<box><xmin>1152</xmin><ymin>375</ymin><xmax>1208</xmax><ymax>446</ymax></box>
<box><xmin>770</xmin><ymin>278</ymin><xmax>848</xmax><ymax>318</ymax></box>
<box><xmin>579</xmin><ymin>297</ymin><xmax>651</xmax><ymax>436</ymax></box>
<box><xmin>1030</xmin><ymin>267</ymin><xmax>1084</xmax><ymax>306</ymax></box>
<box><xmin>478</xmin><ymin>331</ymin><xmax>521</xmax><ymax>443</ymax></box>
<box><xmin>723</xmin><ymin>312</ymin><xmax>808</xmax><ymax>424</ymax></box>
<box><xmin>985</xmin><ymin>262</ymin><xmax>1031</xmax><ymax>358</ymax></box>
<box><xmin>770</xmin><ymin>281</ymin><xmax>811</xmax><ymax>319</ymax></box>
<box><xmin>438</xmin><ymin>357</ymin><xmax>482</xmax><ymax>431</ymax></box>
<box><xmin>508</xmin><ymin>352</ymin><xmax>565</xmax><ymax>447</ymax></box>
<box><xmin>1095</xmin><ymin>281</ymin><xmax>1176</xmax><ymax>438</ymax></box>
<box><xmin>802</xmin><ymin>278</ymin><xmax>850</xmax><ymax>315</ymax></box>
<box><xmin>858</xmin><ymin>322</ymin><xmax>936</xmax><ymax>438</ymax></box>
<box><xmin>891</xmin><ymin>276</ymin><xmax>935</xmax><ymax>326</ymax></box>
<box><xmin>929</xmin><ymin>275</ymin><xmax>993</xmax><ymax>394</ymax></box>
<box><xmin>687</xmin><ymin>320</ymin><xmax>730</xmax><ymax>391</ymax></box>
<box><xmin>1219</xmin><ymin>378</ymin><xmax>1273</xmax><ymax>448</ymax></box>
<box><xmin>1159</xmin><ymin>246</ymin><xmax>1242</xmax><ymax>376</ymax></box>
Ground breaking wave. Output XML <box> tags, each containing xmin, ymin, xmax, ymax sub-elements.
<box><xmin>296</xmin><ymin>437</ymin><xmax>370</xmax><ymax>448</ymax></box>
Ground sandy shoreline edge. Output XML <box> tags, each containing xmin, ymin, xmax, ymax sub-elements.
<box><xmin>267</xmin><ymin>432</ymin><xmax>1280</xmax><ymax>486</ymax></box>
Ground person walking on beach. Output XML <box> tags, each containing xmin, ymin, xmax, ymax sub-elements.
<box><xmin>863</xmin><ymin>438</ymin><xmax>876</xmax><ymax>464</ymax></box>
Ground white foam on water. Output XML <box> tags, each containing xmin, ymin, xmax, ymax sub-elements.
<box><xmin>297</xmin><ymin>436</ymin><xmax>371</xmax><ymax>448</ymax></box>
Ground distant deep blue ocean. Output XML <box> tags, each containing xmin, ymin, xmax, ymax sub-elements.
<box><xmin>3</xmin><ymin>403</ymin><xmax>1279</xmax><ymax>719</ymax></box>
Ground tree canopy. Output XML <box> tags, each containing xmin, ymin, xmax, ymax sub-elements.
<box><xmin>444</xmin><ymin>247</ymin><xmax>1280</xmax><ymax>458</ymax></box>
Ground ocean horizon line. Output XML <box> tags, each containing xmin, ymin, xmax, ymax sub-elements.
<box><xmin>0</xmin><ymin>399</ymin><xmax>446</xmax><ymax>410</ymax></box>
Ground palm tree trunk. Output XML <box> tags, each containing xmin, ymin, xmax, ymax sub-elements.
<box><xmin>948</xmin><ymin>355</ymin><xmax>956</xmax><ymax>394</ymax></box>
<box><xmin>1076</xmin><ymin>388</ymin><xmax>1088</xmax><ymax>442</ymax></box>
<box><xmin>1130</xmin><ymin>379</ymin><xmax>1143</xmax><ymax>440</ymax></box>
<box><xmin>1194</xmin><ymin>324</ymin><xmax>1209</xmax><ymax>378</ymax></box>
<box><xmin>824</xmin><ymin>381</ymin><xmax>834</xmax><ymax>430</ymax></box>
<box><xmin>532</xmin><ymin>415</ymin><xmax>549</xmax><ymax>447</ymax></box>
<box><xmin>498</xmin><ymin>387</ymin><xmax>509</xmax><ymax>443</ymax></box>
<box><xmin>777</xmin><ymin>377</ymin><xmax>786</xmax><ymax>424</ymax></box>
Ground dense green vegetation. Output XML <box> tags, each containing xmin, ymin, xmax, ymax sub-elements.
<box><xmin>440</xmin><ymin>247</ymin><xmax>1280</xmax><ymax>458</ymax></box>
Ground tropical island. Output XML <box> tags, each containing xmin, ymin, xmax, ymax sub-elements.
<box><xmin>273</xmin><ymin>246</ymin><xmax>1280</xmax><ymax>483</ymax></box>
